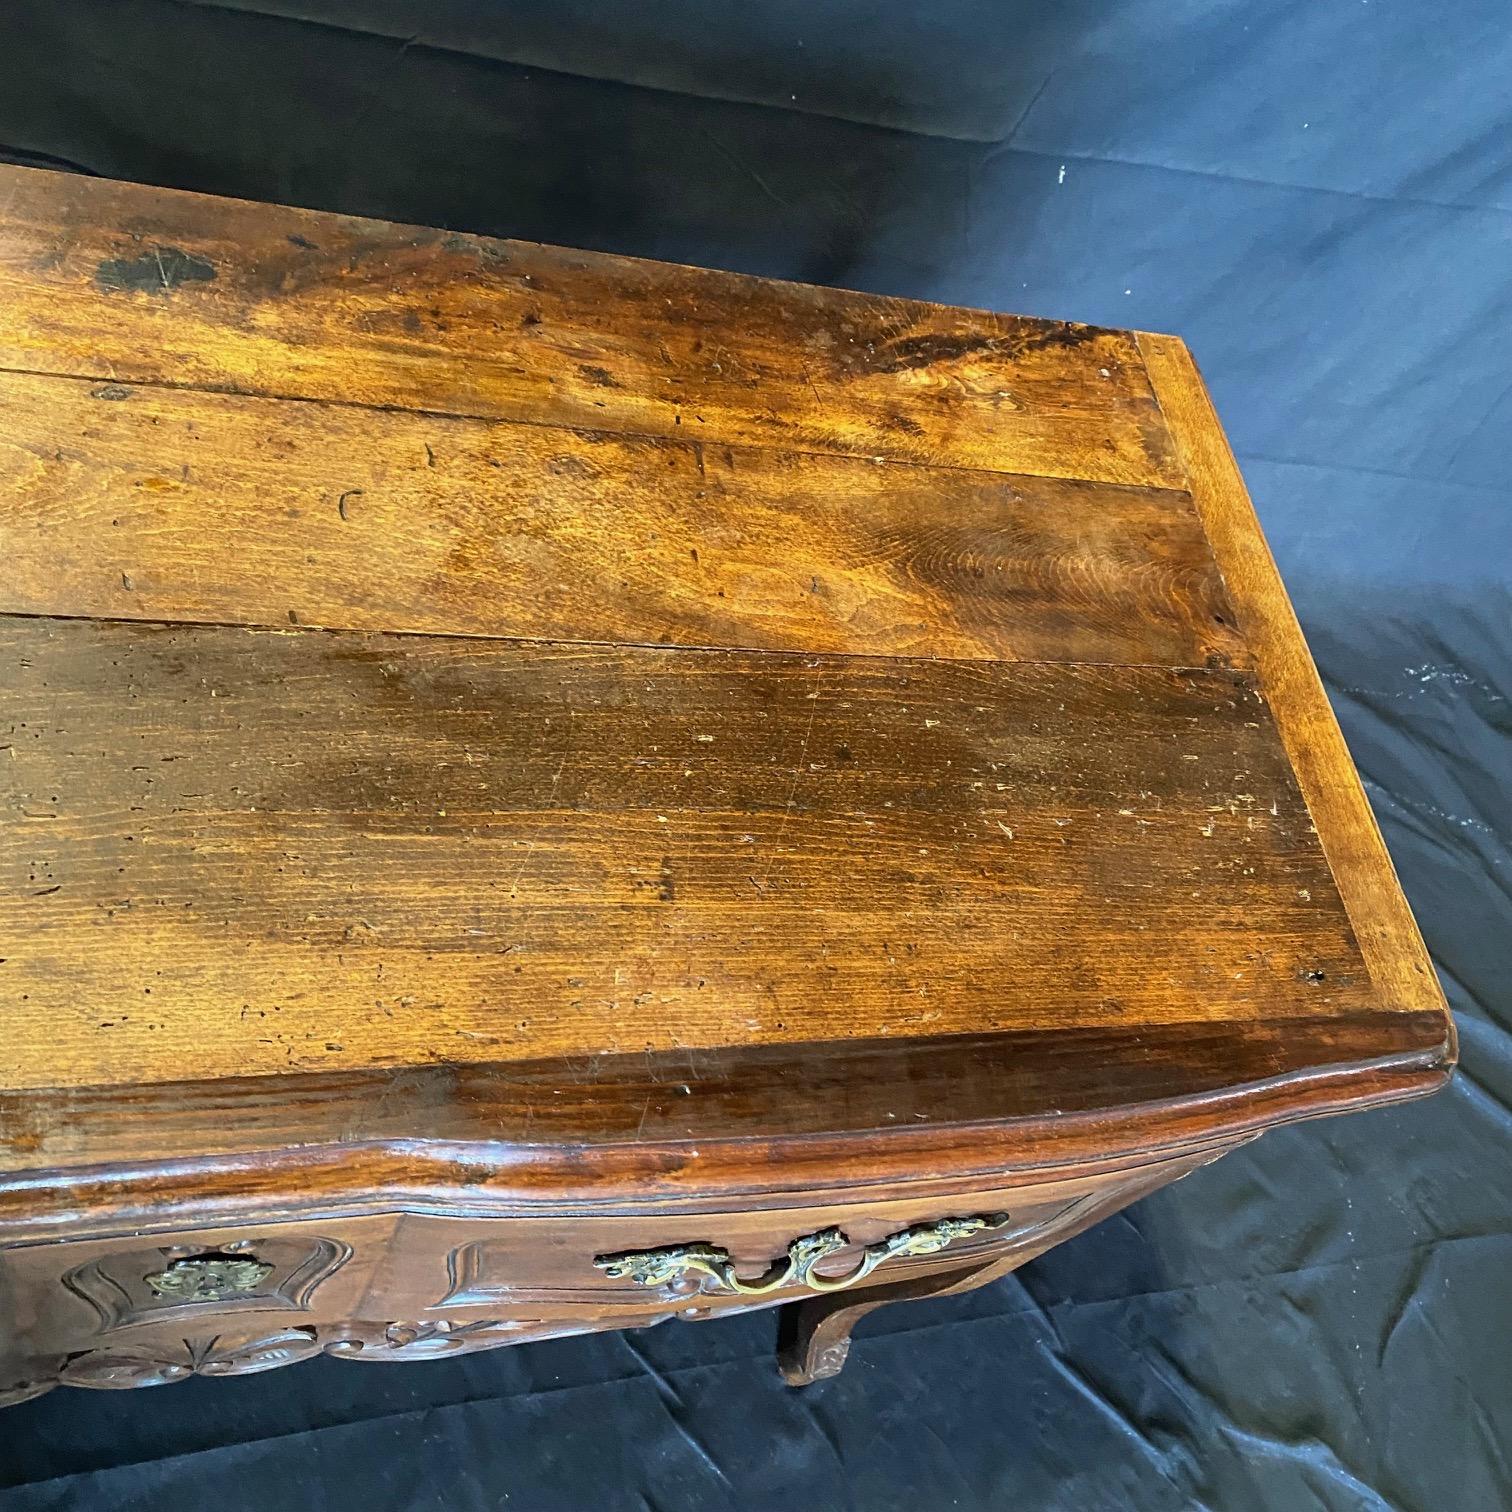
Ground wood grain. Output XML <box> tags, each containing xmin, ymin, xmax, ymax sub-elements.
<box><xmin>0</xmin><ymin>1015</ymin><xmax>1450</xmax><ymax>1181</ymax></box>
<box><xmin>1139</xmin><ymin>334</ymin><xmax>1451</xmax><ymax>1032</ymax></box>
<box><xmin>0</xmin><ymin>170</ymin><xmax>1455</xmax><ymax>1396</ymax></box>
<box><xmin>3</xmin><ymin>616</ymin><xmax>1369</xmax><ymax>1091</ymax></box>
<box><xmin>0</xmin><ymin>1048</ymin><xmax>1441</xmax><ymax>1243</ymax></box>
<box><xmin>0</xmin><ymin>369</ymin><xmax>1242</xmax><ymax>668</ymax></box>
<box><xmin>0</xmin><ymin>165</ymin><xmax>1182</xmax><ymax>488</ymax></box>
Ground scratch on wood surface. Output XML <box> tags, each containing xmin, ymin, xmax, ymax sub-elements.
<box><xmin>758</xmin><ymin>667</ymin><xmax>824</xmax><ymax>892</ymax></box>
<box><xmin>800</xmin><ymin>361</ymin><xmax>824</xmax><ymax>406</ymax></box>
<box><xmin>506</xmin><ymin>754</ymin><xmax>567</xmax><ymax>898</ymax></box>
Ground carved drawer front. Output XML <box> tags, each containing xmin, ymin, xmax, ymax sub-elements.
<box><xmin>408</xmin><ymin>1162</ymin><xmax>1193</xmax><ymax>1320</ymax></box>
<box><xmin>63</xmin><ymin>1235</ymin><xmax>349</xmax><ymax>1329</ymax></box>
<box><xmin>0</xmin><ymin>1214</ymin><xmax>396</xmax><ymax>1369</ymax></box>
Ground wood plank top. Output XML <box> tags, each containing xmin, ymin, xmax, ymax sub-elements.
<box><xmin>0</xmin><ymin>167</ymin><xmax>1179</xmax><ymax>488</ymax></box>
<box><xmin>4</xmin><ymin>619</ymin><xmax>1361</xmax><ymax>1090</ymax></box>
<box><xmin>0</xmin><ymin>369</ymin><xmax>1240</xmax><ymax>668</ymax></box>
<box><xmin>0</xmin><ymin>168</ymin><xmax>1450</xmax><ymax>1177</ymax></box>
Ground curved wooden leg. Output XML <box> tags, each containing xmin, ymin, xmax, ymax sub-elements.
<box><xmin>777</xmin><ymin>1290</ymin><xmax>887</xmax><ymax>1385</ymax></box>
<box><xmin>774</xmin><ymin>1158</ymin><xmax>1235</xmax><ymax>1386</ymax></box>
<box><xmin>777</xmin><ymin>1255</ymin><xmax>1017</xmax><ymax>1385</ymax></box>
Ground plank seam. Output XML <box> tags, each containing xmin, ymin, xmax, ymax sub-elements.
<box><xmin>0</xmin><ymin>606</ymin><xmax>1259</xmax><ymax>677</ymax></box>
<box><xmin>0</xmin><ymin>361</ymin><xmax>1196</xmax><ymax>495</ymax></box>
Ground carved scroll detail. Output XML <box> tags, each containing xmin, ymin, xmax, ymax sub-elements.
<box><xmin>327</xmin><ymin>1317</ymin><xmax>615</xmax><ymax>1360</ymax></box>
<box><xmin>57</xmin><ymin>1327</ymin><xmax>324</xmax><ymax>1389</ymax></box>
<box><xmin>6</xmin><ymin>1310</ymin><xmax>677</xmax><ymax>1399</ymax></box>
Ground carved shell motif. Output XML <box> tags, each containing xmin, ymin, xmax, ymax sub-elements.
<box><xmin>15</xmin><ymin>1309</ymin><xmax>679</xmax><ymax>1400</ymax></box>
<box><xmin>58</xmin><ymin>1328</ymin><xmax>324</xmax><ymax>1389</ymax></box>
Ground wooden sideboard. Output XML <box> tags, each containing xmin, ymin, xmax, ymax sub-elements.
<box><xmin>0</xmin><ymin>166</ymin><xmax>1452</xmax><ymax>1404</ymax></box>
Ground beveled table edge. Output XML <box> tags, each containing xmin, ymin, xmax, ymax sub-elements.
<box><xmin>0</xmin><ymin>1040</ymin><xmax>1449</xmax><ymax>1242</ymax></box>
<box><xmin>1138</xmin><ymin>332</ymin><xmax>1453</xmax><ymax>1049</ymax></box>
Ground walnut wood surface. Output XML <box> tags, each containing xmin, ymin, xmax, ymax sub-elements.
<box><xmin>0</xmin><ymin>166</ymin><xmax>1180</xmax><ymax>488</ymax></box>
<box><xmin>5</xmin><ymin>616</ymin><xmax>1372</xmax><ymax>1092</ymax></box>
<box><xmin>0</xmin><ymin>368</ymin><xmax>1241</xmax><ymax>668</ymax></box>
<box><xmin>0</xmin><ymin>1016</ymin><xmax>1445</xmax><ymax>1184</ymax></box>
<box><xmin>0</xmin><ymin>1157</ymin><xmax>1207</xmax><ymax>1402</ymax></box>
<box><xmin>1138</xmin><ymin>334</ymin><xmax>1448</xmax><ymax>1031</ymax></box>
<box><xmin>776</xmin><ymin>1146</ymin><xmax>1210</xmax><ymax>1385</ymax></box>
<box><xmin>0</xmin><ymin>168</ymin><xmax>1451</xmax><ymax>1395</ymax></box>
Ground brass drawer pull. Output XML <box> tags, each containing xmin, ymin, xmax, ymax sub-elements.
<box><xmin>144</xmin><ymin>1255</ymin><xmax>273</xmax><ymax>1303</ymax></box>
<box><xmin>595</xmin><ymin>1213</ymin><xmax>1011</xmax><ymax>1298</ymax></box>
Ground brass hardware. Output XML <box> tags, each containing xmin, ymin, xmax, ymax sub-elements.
<box><xmin>144</xmin><ymin>1255</ymin><xmax>273</xmax><ymax>1303</ymax></box>
<box><xmin>595</xmin><ymin>1213</ymin><xmax>1011</xmax><ymax>1298</ymax></box>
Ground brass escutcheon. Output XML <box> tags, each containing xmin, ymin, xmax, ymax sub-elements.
<box><xmin>144</xmin><ymin>1255</ymin><xmax>274</xmax><ymax>1303</ymax></box>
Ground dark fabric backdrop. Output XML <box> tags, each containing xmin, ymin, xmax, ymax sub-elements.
<box><xmin>1</xmin><ymin>2</ymin><xmax>1508</xmax><ymax>1507</ymax></box>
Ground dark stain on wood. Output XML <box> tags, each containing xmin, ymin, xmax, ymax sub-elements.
<box><xmin>95</xmin><ymin>244</ymin><xmax>216</xmax><ymax>295</ymax></box>
<box><xmin>1</xmin><ymin>615</ymin><xmax>1370</xmax><ymax>1089</ymax></box>
<box><xmin>0</xmin><ymin>167</ymin><xmax>1179</xmax><ymax>487</ymax></box>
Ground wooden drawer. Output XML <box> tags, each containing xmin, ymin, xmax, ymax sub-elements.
<box><xmin>0</xmin><ymin>1214</ymin><xmax>396</xmax><ymax>1390</ymax></box>
<box><xmin>411</xmin><ymin>1180</ymin><xmax>1112</xmax><ymax>1315</ymax></box>
<box><xmin>0</xmin><ymin>1152</ymin><xmax>1209</xmax><ymax>1398</ymax></box>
